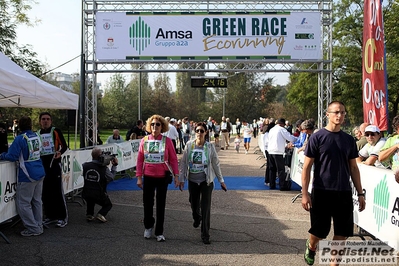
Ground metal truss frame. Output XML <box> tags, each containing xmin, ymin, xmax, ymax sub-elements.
<box><xmin>81</xmin><ymin>0</ymin><xmax>332</xmax><ymax>146</ymax></box>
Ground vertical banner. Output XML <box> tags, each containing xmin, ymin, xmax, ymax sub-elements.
<box><xmin>362</xmin><ymin>0</ymin><xmax>389</xmax><ymax>130</ymax></box>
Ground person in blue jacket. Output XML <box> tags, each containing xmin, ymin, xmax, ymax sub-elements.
<box><xmin>0</xmin><ymin>116</ymin><xmax>46</xmax><ymax>237</ymax></box>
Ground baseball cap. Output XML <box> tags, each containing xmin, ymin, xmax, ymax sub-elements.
<box><xmin>365</xmin><ymin>125</ymin><xmax>380</xmax><ymax>133</ymax></box>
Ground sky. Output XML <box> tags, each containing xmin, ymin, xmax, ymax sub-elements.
<box><xmin>17</xmin><ymin>0</ymin><xmax>289</xmax><ymax>88</ymax></box>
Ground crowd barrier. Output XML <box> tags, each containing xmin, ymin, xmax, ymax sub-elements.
<box><xmin>0</xmin><ymin>140</ymin><xmax>141</xmax><ymax>224</ymax></box>
<box><xmin>290</xmin><ymin>147</ymin><xmax>399</xmax><ymax>250</ymax></box>
<box><xmin>2</xmin><ymin>137</ymin><xmax>399</xmax><ymax>249</ymax></box>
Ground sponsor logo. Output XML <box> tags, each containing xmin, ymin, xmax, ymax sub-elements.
<box><xmin>374</xmin><ymin>175</ymin><xmax>389</xmax><ymax>231</ymax></box>
<box><xmin>304</xmin><ymin>45</ymin><xmax>317</xmax><ymax>50</ymax></box>
<box><xmin>296</xmin><ymin>18</ymin><xmax>313</xmax><ymax>29</ymax></box>
<box><xmin>129</xmin><ymin>17</ymin><xmax>151</xmax><ymax>55</ymax></box>
<box><xmin>107</xmin><ymin>38</ymin><xmax>114</xmax><ymax>46</ymax></box>
<box><xmin>103</xmin><ymin>22</ymin><xmax>111</xmax><ymax>30</ymax></box>
<box><xmin>294</xmin><ymin>45</ymin><xmax>303</xmax><ymax>50</ymax></box>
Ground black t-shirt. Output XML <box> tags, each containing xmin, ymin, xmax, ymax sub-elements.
<box><xmin>304</xmin><ymin>128</ymin><xmax>358</xmax><ymax>191</ymax></box>
<box><xmin>132</xmin><ymin>126</ymin><xmax>146</xmax><ymax>137</ymax></box>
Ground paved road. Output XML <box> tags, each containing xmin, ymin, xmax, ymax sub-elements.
<box><xmin>0</xmin><ymin>137</ymin><xmax>382</xmax><ymax>266</ymax></box>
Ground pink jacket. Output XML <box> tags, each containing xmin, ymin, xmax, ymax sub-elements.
<box><xmin>136</xmin><ymin>134</ymin><xmax>179</xmax><ymax>178</ymax></box>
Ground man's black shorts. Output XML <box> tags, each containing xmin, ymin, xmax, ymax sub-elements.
<box><xmin>309</xmin><ymin>189</ymin><xmax>354</xmax><ymax>239</ymax></box>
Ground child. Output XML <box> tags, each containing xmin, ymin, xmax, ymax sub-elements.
<box><xmin>234</xmin><ymin>134</ymin><xmax>242</xmax><ymax>153</ymax></box>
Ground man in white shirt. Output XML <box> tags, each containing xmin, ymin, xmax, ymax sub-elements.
<box><xmin>267</xmin><ymin>118</ymin><xmax>297</xmax><ymax>190</ymax></box>
<box><xmin>163</xmin><ymin>117</ymin><xmax>179</xmax><ymax>153</ymax></box>
<box><xmin>356</xmin><ymin>125</ymin><xmax>387</xmax><ymax>168</ymax></box>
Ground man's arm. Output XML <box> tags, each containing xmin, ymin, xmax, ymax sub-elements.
<box><xmin>105</xmin><ymin>164</ymin><xmax>117</xmax><ymax>183</ymax></box>
<box><xmin>301</xmin><ymin>156</ymin><xmax>314</xmax><ymax>211</ymax></box>
<box><xmin>379</xmin><ymin>143</ymin><xmax>399</xmax><ymax>162</ymax></box>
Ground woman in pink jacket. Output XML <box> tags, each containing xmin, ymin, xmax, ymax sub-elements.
<box><xmin>136</xmin><ymin>114</ymin><xmax>179</xmax><ymax>242</ymax></box>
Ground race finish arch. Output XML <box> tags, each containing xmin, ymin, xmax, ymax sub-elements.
<box><xmin>80</xmin><ymin>0</ymin><xmax>332</xmax><ymax>146</ymax></box>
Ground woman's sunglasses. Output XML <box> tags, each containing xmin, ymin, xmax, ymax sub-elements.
<box><xmin>151</xmin><ymin>122</ymin><xmax>161</xmax><ymax>127</ymax></box>
<box><xmin>195</xmin><ymin>129</ymin><xmax>205</xmax><ymax>133</ymax></box>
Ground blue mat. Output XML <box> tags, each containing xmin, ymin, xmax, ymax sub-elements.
<box><xmin>107</xmin><ymin>176</ymin><xmax>301</xmax><ymax>191</ymax></box>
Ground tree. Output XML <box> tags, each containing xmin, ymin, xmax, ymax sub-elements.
<box><xmin>101</xmin><ymin>74</ymin><xmax>132</xmax><ymax>128</ymax></box>
<box><xmin>0</xmin><ymin>0</ymin><xmax>44</xmax><ymax>76</ymax></box>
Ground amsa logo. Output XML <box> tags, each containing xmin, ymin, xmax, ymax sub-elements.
<box><xmin>296</xmin><ymin>18</ymin><xmax>313</xmax><ymax>29</ymax></box>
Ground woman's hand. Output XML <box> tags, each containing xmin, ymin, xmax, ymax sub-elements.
<box><xmin>221</xmin><ymin>182</ymin><xmax>227</xmax><ymax>192</ymax></box>
<box><xmin>136</xmin><ymin>176</ymin><xmax>143</xmax><ymax>189</ymax></box>
<box><xmin>178</xmin><ymin>181</ymin><xmax>185</xmax><ymax>191</ymax></box>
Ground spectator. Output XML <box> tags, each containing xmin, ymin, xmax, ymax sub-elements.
<box><xmin>267</xmin><ymin>118</ymin><xmax>297</xmax><ymax>190</ymax></box>
<box><xmin>285</xmin><ymin>120</ymin><xmax>293</xmax><ymax>134</ymax></box>
<box><xmin>379</xmin><ymin>115</ymin><xmax>399</xmax><ymax>180</ymax></box>
<box><xmin>220</xmin><ymin>116</ymin><xmax>231</xmax><ymax>150</ymax></box>
<box><xmin>0</xmin><ymin>116</ymin><xmax>45</xmax><ymax>236</ymax></box>
<box><xmin>136</xmin><ymin>115</ymin><xmax>179</xmax><ymax>242</ymax></box>
<box><xmin>213</xmin><ymin>121</ymin><xmax>220</xmax><ymax>147</ymax></box>
<box><xmin>252</xmin><ymin>119</ymin><xmax>259</xmax><ymax>138</ymax></box>
<box><xmin>293</xmin><ymin>119</ymin><xmax>304</xmax><ymax>137</ymax></box>
<box><xmin>264</xmin><ymin>121</ymin><xmax>276</xmax><ymax>185</ymax></box>
<box><xmin>106</xmin><ymin>129</ymin><xmax>124</xmax><ymax>144</ymax></box>
<box><xmin>163</xmin><ymin>117</ymin><xmax>179</xmax><ymax>154</ymax></box>
<box><xmin>12</xmin><ymin>119</ymin><xmax>19</xmax><ymax>138</ymax></box>
<box><xmin>352</xmin><ymin>126</ymin><xmax>361</xmax><ymax>141</ymax></box>
<box><xmin>178</xmin><ymin>122</ymin><xmax>227</xmax><ymax>244</ymax></box>
<box><xmin>126</xmin><ymin>120</ymin><xmax>147</xmax><ymax>140</ymax></box>
<box><xmin>301</xmin><ymin>101</ymin><xmax>365</xmax><ymax>265</ymax></box>
<box><xmin>297</xmin><ymin>120</ymin><xmax>316</xmax><ymax>153</ymax></box>
<box><xmin>82</xmin><ymin>148</ymin><xmax>118</xmax><ymax>223</ymax></box>
<box><xmin>356</xmin><ymin>125</ymin><xmax>387</xmax><ymax>168</ymax></box>
<box><xmin>235</xmin><ymin>118</ymin><xmax>241</xmax><ymax>135</ymax></box>
<box><xmin>356</xmin><ymin>122</ymin><xmax>370</xmax><ymax>151</ymax></box>
<box><xmin>182</xmin><ymin>117</ymin><xmax>191</xmax><ymax>147</ymax></box>
<box><xmin>38</xmin><ymin>112</ymin><xmax>69</xmax><ymax>228</ymax></box>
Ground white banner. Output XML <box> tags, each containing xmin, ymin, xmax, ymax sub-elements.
<box><xmin>0</xmin><ymin>161</ymin><xmax>17</xmax><ymax>223</ymax></box>
<box><xmin>96</xmin><ymin>12</ymin><xmax>321</xmax><ymax>60</ymax></box>
<box><xmin>0</xmin><ymin>140</ymin><xmax>141</xmax><ymax>224</ymax></box>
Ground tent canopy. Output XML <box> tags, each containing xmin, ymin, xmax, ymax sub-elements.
<box><xmin>0</xmin><ymin>52</ymin><xmax>79</xmax><ymax>110</ymax></box>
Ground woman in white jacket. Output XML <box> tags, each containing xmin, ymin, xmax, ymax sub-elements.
<box><xmin>178</xmin><ymin>122</ymin><xmax>227</xmax><ymax>244</ymax></box>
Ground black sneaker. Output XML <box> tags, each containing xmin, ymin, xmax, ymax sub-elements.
<box><xmin>304</xmin><ymin>239</ymin><xmax>316</xmax><ymax>265</ymax></box>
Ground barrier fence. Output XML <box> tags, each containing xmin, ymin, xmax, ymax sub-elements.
<box><xmin>0</xmin><ymin>140</ymin><xmax>141</xmax><ymax>224</ymax></box>
<box><xmin>1</xmin><ymin>137</ymin><xmax>399</xmax><ymax>250</ymax></box>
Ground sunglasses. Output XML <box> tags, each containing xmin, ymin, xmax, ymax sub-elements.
<box><xmin>150</xmin><ymin>122</ymin><xmax>161</xmax><ymax>127</ymax></box>
<box><xmin>365</xmin><ymin>132</ymin><xmax>377</xmax><ymax>137</ymax></box>
<box><xmin>195</xmin><ymin>129</ymin><xmax>205</xmax><ymax>133</ymax></box>
<box><xmin>41</xmin><ymin>118</ymin><xmax>51</xmax><ymax>121</ymax></box>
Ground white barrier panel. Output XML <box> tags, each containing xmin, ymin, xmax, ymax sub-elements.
<box><xmin>1</xmin><ymin>140</ymin><xmax>141</xmax><ymax>224</ymax></box>
<box><xmin>353</xmin><ymin>165</ymin><xmax>399</xmax><ymax>250</ymax></box>
<box><xmin>290</xmin><ymin>148</ymin><xmax>399</xmax><ymax>249</ymax></box>
<box><xmin>290</xmin><ymin>149</ymin><xmax>313</xmax><ymax>193</ymax></box>
<box><xmin>0</xmin><ymin>161</ymin><xmax>17</xmax><ymax>223</ymax></box>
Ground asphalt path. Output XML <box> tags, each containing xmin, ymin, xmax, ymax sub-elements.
<box><xmin>0</xmin><ymin>137</ymin><xmax>386</xmax><ymax>266</ymax></box>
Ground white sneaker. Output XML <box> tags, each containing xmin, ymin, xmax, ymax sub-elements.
<box><xmin>144</xmin><ymin>227</ymin><xmax>153</xmax><ymax>239</ymax></box>
<box><xmin>245</xmin><ymin>150</ymin><xmax>248</xmax><ymax>154</ymax></box>
<box><xmin>156</xmin><ymin>235</ymin><xmax>166</xmax><ymax>242</ymax></box>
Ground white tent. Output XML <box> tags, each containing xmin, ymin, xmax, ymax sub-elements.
<box><xmin>0</xmin><ymin>52</ymin><xmax>79</xmax><ymax>109</ymax></box>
